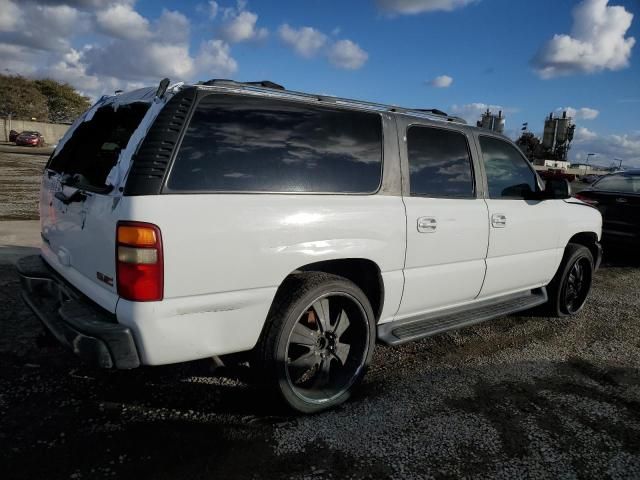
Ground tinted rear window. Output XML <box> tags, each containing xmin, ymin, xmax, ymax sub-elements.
<box><xmin>166</xmin><ymin>94</ymin><xmax>383</xmax><ymax>193</ymax></box>
<box><xmin>593</xmin><ymin>174</ymin><xmax>640</xmax><ymax>193</ymax></box>
<box><xmin>407</xmin><ymin>125</ymin><xmax>474</xmax><ymax>198</ymax></box>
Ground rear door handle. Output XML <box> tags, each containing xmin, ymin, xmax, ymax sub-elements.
<box><xmin>417</xmin><ymin>217</ymin><xmax>437</xmax><ymax>233</ymax></box>
<box><xmin>491</xmin><ymin>213</ymin><xmax>507</xmax><ymax>228</ymax></box>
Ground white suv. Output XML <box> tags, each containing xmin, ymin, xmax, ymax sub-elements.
<box><xmin>19</xmin><ymin>79</ymin><xmax>602</xmax><ymax>413</ymax></box>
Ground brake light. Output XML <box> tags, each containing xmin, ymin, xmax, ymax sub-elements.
<box><xmin>573</xmin><ymin>193</ymin><xmax>599</xmax><ymax>206</ymax></box>
<box><xmin>116</xmin><ymin>221</ymin><xmax>163</xmax><ymax>301</ymax></box>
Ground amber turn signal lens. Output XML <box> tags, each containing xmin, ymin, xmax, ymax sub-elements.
<box><xmin>117</xmin><ymin>225</ymin><xmax>157</xmax><ymax>246</ymax></box>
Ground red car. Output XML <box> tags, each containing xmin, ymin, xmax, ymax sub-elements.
<box><xmin>15</xmin><ymin>131</ymin><xmax>45</xmax><ymax>147</ymax></box>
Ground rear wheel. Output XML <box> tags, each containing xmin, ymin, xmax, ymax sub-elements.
<box><xmin>255</xmin><ymin>272</ymin><xmax>375</xmax><ymax>413</ymax></box>
<box><xmin>544</xmin><ymin>243</ymin><xmax>594</xmax><ymax>317</ymax></box>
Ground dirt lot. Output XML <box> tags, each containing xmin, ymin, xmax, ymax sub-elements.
<box><xmin>0</xmin><ymin>151</ymin><xmax>639</xmax><ymax>479</ymax></box>
<box><xmin>0</xmin><ymin>152</ymin><xmax>46</xmax><ymax>221</ymax></box>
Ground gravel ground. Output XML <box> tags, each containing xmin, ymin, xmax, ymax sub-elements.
<box><xmin>1</xmin><ymin>250</ymin><xmax>639</xmax><ymax>479</ymax></box>
<box><xmin>0</xmin><ymin>153</ymin><xmax>46</xmax><ymax>221</ymax></box>
<box><xmin>0</xmin><ymin>151</ymin><xmax>638</xmax><ymax>478</ymax></box>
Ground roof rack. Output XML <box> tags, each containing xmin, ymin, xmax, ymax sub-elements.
<box><xmin>197</xmin><ymin>79</ymin><xmax>467</xmax><ymax>125</ymax></box>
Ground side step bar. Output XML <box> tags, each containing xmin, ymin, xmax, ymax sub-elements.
<box><xmin>378</xmin><ymin>288</ymin><xmax>547</xmax><ymax>345</ymax></box>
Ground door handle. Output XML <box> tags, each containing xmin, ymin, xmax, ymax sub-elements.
<box><xmin>417</xmin><ymin>217</ymin><xmax>437</xmax><ymax>233</ymax></box>
<box><xmin>491</xmin><ymin>213</ymin><xmax>507</xmax><ymax>228</ymax></box>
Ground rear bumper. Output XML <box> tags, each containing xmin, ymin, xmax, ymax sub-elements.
<box><xmin>17</xmin><ymin>255</ymin><xmax>140</xmax><ymax>369</ymax></box>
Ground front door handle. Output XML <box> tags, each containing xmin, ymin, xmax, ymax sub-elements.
<box><xmin>491</xmin><ymin>213</ymin><xmax>507</xmax><ymax>228</ymax></box>
<box><xmin>417</xmin><ymin>216</ymin><xmax>437</xmax><ymax>233</ymax></box>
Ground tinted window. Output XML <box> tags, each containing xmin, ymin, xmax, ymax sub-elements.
<box><xmin>479</xmin><ymin>136</ymin><xmax>537</xmax><ymax>199</ymax></box>
<box><xmin>167</xmin><ymin>94</ymin><xmax>383</xmax><ymax>193</ymax></box>
<box><xmin>593</xmin><ymin>174</ymin><xmax>640</xmax><ymax>193</ymax></box>
<box><xmin>407</xmin><ymin>126</ymin><xmax>474</xmax><ymax>198</ymax></box>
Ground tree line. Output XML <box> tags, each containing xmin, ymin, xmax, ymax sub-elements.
<box><xmin>0</xmin><ymin>74</ymin><xmax>91</xmax><ymax>124</ymax></box>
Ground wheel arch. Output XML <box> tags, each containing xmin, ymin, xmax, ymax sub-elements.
<box><xmin>280</xmin><ymin>258</ymin><xmax>385</xmax><ymax>322</ymax></box>
<box><xmin>567</xmin><ymin>231</ymin><xmax>600</xmax><ymax>264</ymax></box>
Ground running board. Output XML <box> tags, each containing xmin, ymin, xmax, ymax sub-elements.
<box><xmin>378</xmin><ymin>288</ymin><xmax>547</xmax><ymax>346</ymax></box>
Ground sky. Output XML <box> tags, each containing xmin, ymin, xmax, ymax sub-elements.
<box><xmin>0</xmin><ymin>0</ymin><xmax>638</xmax><ymax>166</ymax></box>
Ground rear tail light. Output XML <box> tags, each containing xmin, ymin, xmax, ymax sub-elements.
<box><xmin>573</xmin><ymin>193</ymin><xmax>599</xmax><ymax>206</ymax></box>
<box><xmin>116</xmin><ymin>221</ymin><xmax>163</xmax><ymax>301</ymax></box>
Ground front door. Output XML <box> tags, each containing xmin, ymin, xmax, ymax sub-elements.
<box><xmin>396</xmin><ymin>123</ymin><xmax>489</xmax><ymax>319</ymax></box>
<box><xmin>475</xmin><ymin>134</ymin><xmax>562</xmax><ymax>298</ymax></box>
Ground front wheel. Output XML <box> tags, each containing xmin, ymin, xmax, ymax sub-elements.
<box><xmin>255</xmin><ymin>272</ymin><xmax>376</xmax><ymax>413</ymax></box>
<box><xmin>545</xmin><ymin>243</ymin><xmax>594</xmax><ymax>317</ymax></box>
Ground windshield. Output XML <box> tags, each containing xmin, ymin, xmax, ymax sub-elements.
<box><xmin>592</xmin><ymin>174</ymin><xmax>640</xmax><ymax>194</ymax></box>
<box><xmin>47</xmin><ymin>103</ymin><xmax>149</xmax><ymax>190</ymax></box>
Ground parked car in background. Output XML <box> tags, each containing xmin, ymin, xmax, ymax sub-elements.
<box><xmin>580</xmin><ymin>174</ymin><xmax>601</xmax><ymax>184</ymax></box>
<box><xmin>9</xmin><ymin>129</ymin><xmax>19</xmax><ymax>142</ymax></box>
<box><xmin>18</xmin><ymin>79</ymin><xmax>602</xmax><ymax>413</ymax></box>
<box><xmin>15</xmin><ymin>131</ymin><xmax>45</xmax><ymax>147</ymax></box>
<box><xmin>574</xmin><ymin>170</ymin><xmax>640</xmax><ymax>246</ymax></box>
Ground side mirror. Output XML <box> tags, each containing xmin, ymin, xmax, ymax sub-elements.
<box><xmin>543</xmin><ymin>178</ymin><xmax>571</xmax><ymax>199</ymax></box>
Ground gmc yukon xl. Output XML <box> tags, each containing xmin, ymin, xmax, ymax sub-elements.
<box><xmin>19</xmin><ymin>79</ymin><xmax>602</xmax><ymax>413</ymax></box>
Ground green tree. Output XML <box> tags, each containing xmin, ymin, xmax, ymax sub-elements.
<box><xmin>34</xmin><ymin>78</ymin><xmax>91</xmax><ymax>123</ymax></box>
<box><xmin>516</xmin><ymin>131</ymin><xmax>544</xmax><ymax>162</ymax></box>
<box><xmin>0</xmin><ymin>74</ymin><xmax>49</xmax><ymax>121</ymax></box>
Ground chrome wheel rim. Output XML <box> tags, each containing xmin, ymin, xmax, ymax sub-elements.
<box><xmin>284</xmin><ymin>292</ymin><xmax>370</xmax><ymax>404</ymax></box>
<box><xmin>563</xmin><ymin>257</ymin><xmax>592</xmax><ymax>314</ymax></box>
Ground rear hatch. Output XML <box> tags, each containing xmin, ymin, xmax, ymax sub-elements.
<box><xmin>40</xmin><ymin>89</ymin><xmax>160</xmax><ymax>312</ymax></box>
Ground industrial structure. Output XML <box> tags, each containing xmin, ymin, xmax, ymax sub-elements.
<box><xmin>542</xmin><ymin>111</ymin><xmax>576</xmax><ymax>162</ymax></box>
<box><xmin>477</xmin><ymin>109</ymin><xmax>505</xmax><ymax>134</ymax></box>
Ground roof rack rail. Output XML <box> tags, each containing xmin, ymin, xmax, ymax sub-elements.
<box><xmin>243</xmin><ymin>80</ymin><xmax>285</xmax><ymax>90</ymax></box>
<box><xmin>197</xmin><ymin>79</ymin><xmax>467</xmax><ymax>125</ymax></box>
<box><xmin>201</xmin><ymin>79</ymin><xmax>285</xmax><ymax>90</ymax></box>
<box><xmin>414</xmin><ymin>108</ymin><xmax>448</xmax><ymax>116</ymax></box>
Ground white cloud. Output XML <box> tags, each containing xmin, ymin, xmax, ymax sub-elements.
<box><xmin>555</xmin><ymin>106</ymin><xmax>600</xmax><ymax>120</ymax></box>
<box><xmin>376</xmin><ymin>0</ymin><xmax>478</xmax><ymax>15</ymax></box>
<box><xmin>219</xmin><ymin>3</ymin><xmax>267</xmax><ymax>43</ymax></box>
<box><xmin>533</xmin><ymin>0</ymin><xmax>635</xmax><ymax>78</ymax></box>
<box><xmin>195</xmin><ymin>39</ymin><xmax>238</xmax><ymax>77</ymax></box>
<box><xmin>574</xmin><ymin>126</ymin><xmax>598</xmax><ymax>141</ymax></box>
<box><xmin>208</xmin><ymin>1</ymin><xmax>219</xmax><ymax>19</ymax></box>
<box><xmin>0</xmin><ymin>0</ymin><xmax>21</xmax><ymax>32</ymax></box>
<box><xmin>428</xmin><ymin>74</ymin><xmax>453</xmax><ymax>88</ymax></box>
<box><xmin>328</xmin><ymin>39</ymin><xmax>368</xmax><ymax>70</ymax></box>
<box><xmin>278</xmin><ymin>24</ymin><xmax>327</xmax><ymax>58</ymax></box>
<box><xmin>0</xmin><ymin>3</ymin><xmax>88</xmax><ymax>52</ymax></box>
<box><xmin>96</xmin><ymin>3</ymin><xmax>151</xmax><ymax>40</ymax></box>
<box><xmin>450</xmin><ymin>102</ymin><xmax>514</xmax><ymax>124</ymax></box>
<box><xmin>572</xmin><ymin>129</ymin><xmax>640</xmax><ymax>166</ymax></box>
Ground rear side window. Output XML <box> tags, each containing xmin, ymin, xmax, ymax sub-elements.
<box><xmin>407</xmin><ymin>126</ymin><xmax>474</xmax><ymax>198</ymax></box>
<box><xmin>48</xmin><ymin>103</ymin><xmax>149</xmax><ymax>190</ymax></box>
<box><xmin>479</xmin><ymin>136</ymin><xmax>538</xmax><ymax>199</ymax></box>
<box><xmin>593</xmin><ymin>174</ymin><xmax>640</xmax><ymax>193</ymax></box>
<box><xmin>166</xmin><ymin>94</ymin><xmax>383</xmax><ymax>193</ymax></box>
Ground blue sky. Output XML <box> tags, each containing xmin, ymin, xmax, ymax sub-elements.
<box><xmin>1</xmin><ymin>0</ymin><xmax>638</xmax><ymax>164</ymax></box>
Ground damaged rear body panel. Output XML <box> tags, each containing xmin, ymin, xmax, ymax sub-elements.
<box><xmin>39</xmin><ymin>84</ymin><xmax>183</xmax><ymax>313</ymax></box>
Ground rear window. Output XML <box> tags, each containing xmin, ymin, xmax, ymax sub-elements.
<box><xmin>593</xmin><ymin>174</ymin><xmax>640</xmax><ymax>193</ymax></box>
<box><xmin>166</xmin><ymin>94</ymin><xmax>383</xmax><ymax>193</ymax></box>
<box><xmin>48</xmin><ymin>103</ymin><xmax>149</xmax><ymax>190</ymax></box>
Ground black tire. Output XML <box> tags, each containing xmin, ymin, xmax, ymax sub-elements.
<box><xmin>254</xmin><ymin>272</ymin><xmax>376</xmax><ymax>414</ymax></box>
<box><xmin>544</xmin><ymin>243</ymin><xmax>594</xmax><ymax>317</ymax></box>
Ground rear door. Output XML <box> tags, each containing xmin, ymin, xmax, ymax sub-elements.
<box><xmin>40</xmin><ymin>100</ymin><xmax>151</xmax><ymax>312</ymax></box>
<box><xmin>396</xmin><ymin>121</ymin><xmax>489</xmax><ymax>318</ymax></box>
<box><xmin>475</xmin><ymin>135</ymin><xmax>562</xmax><ymax>298</ymax></box>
